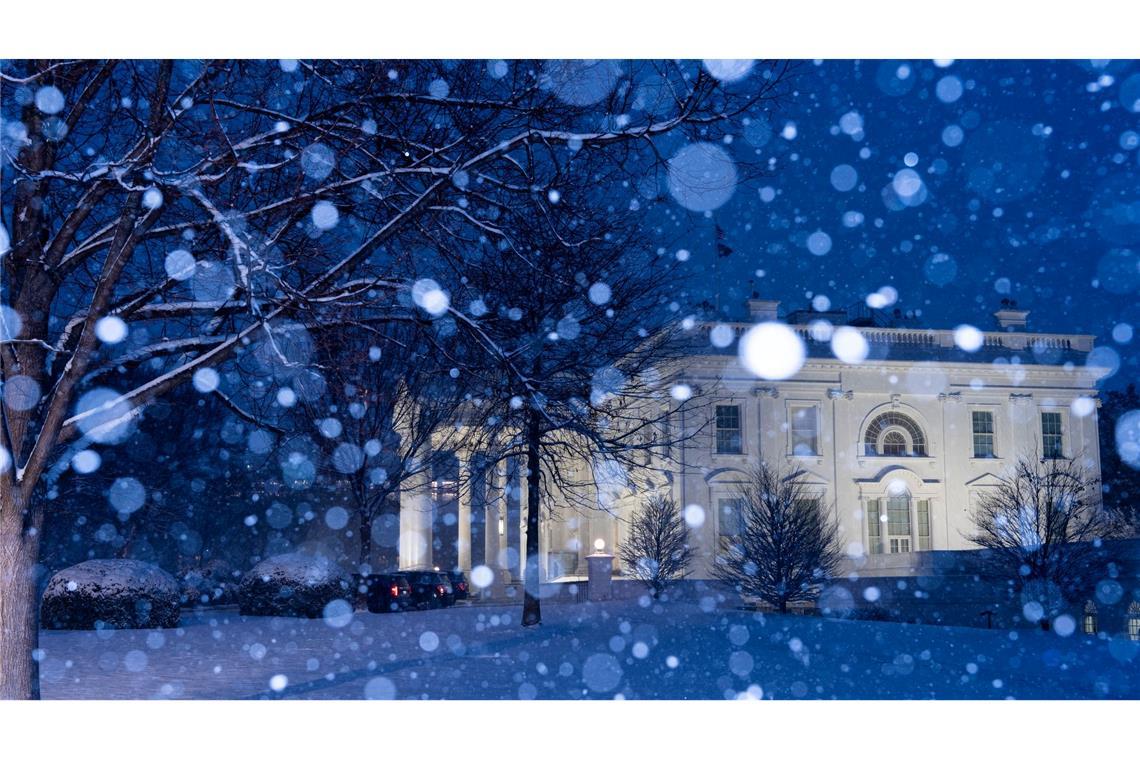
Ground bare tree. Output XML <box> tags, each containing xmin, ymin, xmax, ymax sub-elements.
<box><xmin>1</xmin><ymin>58</ymin><xmax>791</xmax><ymax>698</ymax></box>
<box><xmin>446</xmin><ymin>182</ymin><xmax>718</xmax><ymax>626</ymax></box>
<box><xmin>968</xmin><ymin>453</ymin><xmax>1114</xmax><ymax>614</ymax></box>
<box><xmin>286</xmin><ymin>324</ymin><xmax>470</xmax><ymax>575</ymax></box>
<box><xmin>713</xmin><ymin>463</ymin><xmax>843</xmax><ymax>614</ymax></box>
<box><xmin>619</xmin><ymin>492</ymin><xmax>694</xmax><ymax>600</ymax></box>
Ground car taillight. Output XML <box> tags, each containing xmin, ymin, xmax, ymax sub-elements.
<box><xmin>437</xmin><ymin>585</ymin><xmax>446</xmax><ymax>595</ymax></box>
<box><xmin>390</xmin><ymin>584</ymin><xmax>399</xmax><ymax>597</ymax></box>
<box><xmin>459</xmin><ymin>583</ymin><xmax>467</xmax><ymax>591</ymax></box>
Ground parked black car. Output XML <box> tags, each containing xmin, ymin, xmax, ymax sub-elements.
<box><xmin>446</xmin><ymin>570</ymin><xmax>470</xmax><ymax>601</ymax></box>
<box><xmin>362</xmin><ymin>573</ymin><xmax>412</xmax><ymax>613</ymax></box>
<box><xmin>397</xmin><ymin>571</ymin><xmax>454</xmax><ymax>609</ymax></box>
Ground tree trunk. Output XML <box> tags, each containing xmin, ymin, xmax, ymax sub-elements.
<box><xmin>358</xmin><ymin>506</ymin><xmax>373</xmax><ymax>573</ymax></box>
<box><xmin>522</xmin><ymin>407</ymin><xmax>542</xmax><ymax>627</ymax></box>
<box><xmin>0</xmin><ymin>488</ymin><xmax>42</xmax><ymax>700</ymax></box>
<box><xmin>778</xmin><ymin>599</ymin><xmax>788</xmax><ymax>614</ymax></box>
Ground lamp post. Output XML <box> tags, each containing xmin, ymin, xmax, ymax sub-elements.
<box><xmin>586</xmin><ymin>538</ymin><xmax>613</xmax><ymax>602</ymax></box>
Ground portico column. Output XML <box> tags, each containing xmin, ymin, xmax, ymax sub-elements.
<box><xmin>518</xmin><ymin>455</ymin><xmax>529</xmax><ymax>581</ymax></box>
<box><xmin>469</xmin><ymin>456</ymin><xmax>487</xmax><ymax>570</ymax></box>
<box><xmin>483</xmin><ymin>464</ymin><xmax>501</xmax><ymax>573</ymax></box>
<box><xmin>505</xmin><ymin>458</ymin><xmax>521</xmax><ymax>583</ymax></box>
<box><xmin>399</xmin><ymin>466</ymin><xmax>432</xmax><ymax>570</ymax></box>
<box><xmin>457</xmin><ymin>450</ymin><xmax>472</xmax><ymax>572</ymax></box>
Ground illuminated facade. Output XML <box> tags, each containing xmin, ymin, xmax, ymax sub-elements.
<box><xmin>397</xmin><ymin>301</ymin><xmax>1108</xmax><ymax>584</ymax></box>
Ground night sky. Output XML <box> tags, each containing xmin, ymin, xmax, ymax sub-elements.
<box><xmin>652</xmin><ymin>60</ymin><xmax>1140</xmax><ymax>389</ymax></box>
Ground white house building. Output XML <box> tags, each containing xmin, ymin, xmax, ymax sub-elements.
<box><xmin>396</xmin><ymin>299</ymin><xmax>1109</xmax><ymax>585</ymax></box>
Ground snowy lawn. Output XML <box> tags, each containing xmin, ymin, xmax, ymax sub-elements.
<box><xmin>38</xmin><ymin>597</ymin><xmax>1140</xmax><ymax>700</ymax></box>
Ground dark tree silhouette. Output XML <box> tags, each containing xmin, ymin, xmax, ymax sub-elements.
<box><xmin>712</xmin><ymin>463</ymin><xmax>843</xmax><ymax>614</ymax></box>
<box><xmin>968</xmin><ymin>453</ymin><xmax>1114</xmax><ymax>615</ymax></box>
<box><xmin>292</xmin><ymin>325</ymin><xmax>470</xmax><ymax>576</ymax></box>
<box><xmin>1</xmin><ymin>57</ymin><xmax>792</xmax><ymax>698</ymax></box>
<box><xmin>619</xmin><ymin>492</ymin><xmax>694</xmax><ymax>599</ymax></box>
<box><xmin>1098</xmin><ymin>384</ymin><xmax>1140</xmax><ymax>524</ymax></box>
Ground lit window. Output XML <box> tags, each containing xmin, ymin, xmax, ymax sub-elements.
<box><xmin>715</xmin><ymin>405</ymin><xmax>742</xmax><ymax>455</ymax></box>
<box><xmin>866</xmin><ymin>499</ymin><xmax>882</xmax><ymax>555</ymax></box>
<box><xmin>887</xmin><ymin>493</ymin><xmax>912</xmax><ymax>554</ymax></box>
<box><xmin>1083</xmin><ymin>601</ymin><xmax>1098</xmax><ymax>635</ymax></box>
<box><xmin>1129</xmin><ymin>602</ymin><xmax>1140</xmax><ymax>642</ymax></box>
<box><xmin>972</xmin><ymin>411</ymin><xmax>995</xmax><ymax>458</ymax></box>
<box><xmin>882</xmin><ymin>431</ymin><xmax>907</xmax><ymax>456</ymax></box>
<box><xmin>916</xmin><ymin>499</ymin><xmax>931</xmax><ymax>551</ymax></box>
<box><xmin>864</xmin><ymin>412</ymin><xmax>927</xmax><ymax>456</ymax></box>
<box><xmin>790</xmin><ymin>405</ymin><xmax>819</xmax><ymax>456</ymax></box>
<box><xmin>1041</xmin><ymin>412</ymin><xmax>1063</xmax><ymax>459</ymax></box>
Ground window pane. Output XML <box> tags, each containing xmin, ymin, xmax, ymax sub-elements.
<box><xmin>972</xmin><ymin>411</ymin><xmax>995</xmax><ymax>458</ymax></box>
<box><xmin>864</xmin><ymin>412</ymin><xmax>926</xmax><ymax>456</ymax></box>
<box><xmin>887</xmin><ymin>496</ymin><xmax>911</xmax><ymax>536</ymax></box>
<box><xmin>866</xmin><ymin>499</ymin><xmax>882</xmax><ymax>555</ymax></box>
<box><xmin>716</xmin><ymin>405</ymin><xmax>740</xmax><ymax>428</ymax></box>
<box><xmin>882</xmin><ymin>430</ymin><xmax>907</xmax><ymax>456</ymax></box>
<box><xmin>1041</xmin><ymin>412</ymin><xmax>1063</xmax><ymax>458</ymax></box>
<box><xmin>715</xmin><ymin>405</ymin><xmax>742</xmax><ymax>454</ymax></box>
<box><xmin>917</xmin><ymin>499</ymin><xmax>931</xmax><ymax>550</ymax></box>
<box><xmin>791</xmin><ymin>406</ymin><xmax>818</xmax><ymax>455</ymax></box>
<box><xmin>718</xmin><ymin>498</ymin><xmax>743</xmax><ymax>537</ymax></box>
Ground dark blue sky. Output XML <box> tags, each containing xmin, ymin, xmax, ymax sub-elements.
<box><xmin>654</xmin><ymin>60</ymin><xmax>1140</xmax><ymax>388</ymax></box>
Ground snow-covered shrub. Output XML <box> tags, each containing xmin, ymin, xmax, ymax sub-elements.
<box><xmin>238</xmin><ymin>552</ymin><xmax>351</xmax><ymax>617</ymax></box>
<box><xmin>41</xmin><ymin>559</ymin><xmax>181</xmax><ymax>630</ymax></box>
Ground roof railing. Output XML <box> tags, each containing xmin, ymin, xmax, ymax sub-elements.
<box><xmin>695</xmin><ymin>322</ymin><xmax>1094</xmax><ymax>352</ymax></box>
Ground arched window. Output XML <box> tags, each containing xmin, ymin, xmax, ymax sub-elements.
<box><xmin>863</xmin><ymin>411</ymin><xmax>928</xmax><ymax>456</ymax></box>
<box><xmin>1129</xmin><ymin>602</ymin><xmax>1140</xmax><ymax>642</ymax></box>
<box><xmin>882</xmin><ymin>431</ymin><xmax>907</xmax><ymax>456</ymax></box>
<box><xmin>1082</xmin><ymin>601</ymin><xmax>1098</xmax><ymax>635</ymax></box>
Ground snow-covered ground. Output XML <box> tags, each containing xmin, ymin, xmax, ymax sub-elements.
<box><xmin>37</xmin><ymin>596</ymin><xmax>1139</xmax><ymax>700</ymax></box>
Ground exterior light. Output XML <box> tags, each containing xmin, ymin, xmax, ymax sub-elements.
<box><xmin>594</xmin><ymin>538</ymin><xmax>606</xmax><ymax>552</ymax></box>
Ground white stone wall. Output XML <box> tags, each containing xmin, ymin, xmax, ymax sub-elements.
<box><xmin>397</xmin><ymin>323</ymin><xmax>1108</xmax><ymax>584</ymax></box>
<box><xmin>667</xmin><ymin>347</ymin><xmax>1106</xmax><ymax>578</ymax></box>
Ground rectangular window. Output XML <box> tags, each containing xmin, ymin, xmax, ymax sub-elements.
<box><xmin>715</xmin><ymin>405</ymin><xmax>742</xmax><ymax>454</ymax></box>
<box><xmin>917</xmin><ymin>499</ymin><xmax>931</xmax><ymax>551</ymax></box>
<box><xmin>1083</xmin><ymin>612</ymin><xmax>1098</xmax><ymax>635</ymax></box>
<box><xmin>790</xmin><ymin>405</ymin><xmax>819</xmax><ymax>456</ymax></box>
<box><xmin>866</xmin><ymin>499</ymin><xmax>882</xmax><ymax>555</ymax></box>
<box><xmin>718</xmin><ymin>498</ymin><xmax>744</xmax><ymax>538</ymax></box>
<box><xmin>887</xmin><ymin>496</ymin><xmax>911</xmax><ymax>554</ymax></box>
<box><xmin>971</xmin><ymin>411</ymin><xmax>995</xmax><ymax>458</ymax></box>
<box><xmin>1041</xmin><ymin>412</ymin><xmax>1064</xmax><ymax>459</ymax></box>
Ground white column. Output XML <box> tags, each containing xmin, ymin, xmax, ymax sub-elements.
<box><xmin>482</xmin><ymin>461</ymin><xmax>507</xmax><ymax>594</ymax></box>
<box><xmin>399</xmin><ymin>468</ymin><xmax>432</xmax><ymax>570</ymax></box>
<box><xmin>457</xmin><ymin>450</ymin><xmax>472</xmax><ymax>572</ymax></box>
<box><xmin>504</xmin><ymin>459</ymin><xmax>521</xmax><ymax>583</ymax></box>
<box><xmin>518</xmin><ymin>456</ymin><xmax>529</xmax><ymax>582</ymax></box>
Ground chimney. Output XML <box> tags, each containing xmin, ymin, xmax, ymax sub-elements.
<box><xmin>993</xmin><ymin>298</ymin><xmax>1028</xmax><ymax>331</ymax></box>
<box><xmin>748</xmin><ymin>298</ymin><xmax>780</xmax><ymax>322</ymax></box>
